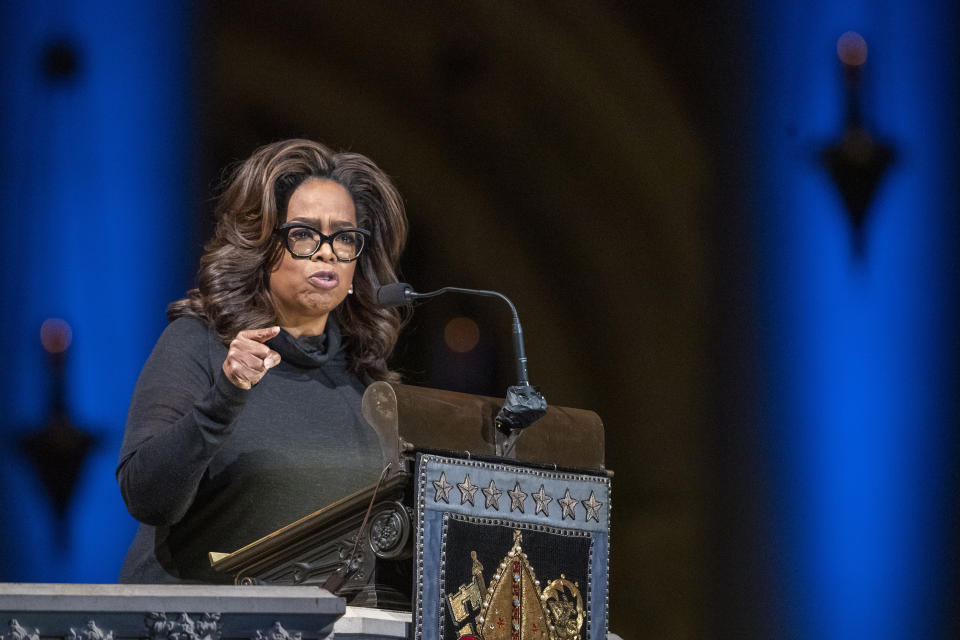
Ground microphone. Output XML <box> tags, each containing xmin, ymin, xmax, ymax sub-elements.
<box><xmin>374</xmin><ymin>282</ymin><xmax>547</xmax><ymax>433</ymax></box>
<box><xmin>374</xmin><ymin>282</ymin><xmax>414</xmax><ymax>308</ymax></box>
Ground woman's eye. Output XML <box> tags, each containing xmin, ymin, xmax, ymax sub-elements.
<box><xmin>289</xmin><ymin>229</ymin><xmax>313</xmax><ymax>241</ymax></box>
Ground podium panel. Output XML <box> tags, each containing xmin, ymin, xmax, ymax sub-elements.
<box><xmin>415</xmin><ymin>454</ymin><xmax>610</xmax><ymax>640</ymax></box>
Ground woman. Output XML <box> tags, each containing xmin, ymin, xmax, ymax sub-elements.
<box><xmin>117</xmin><ymin>139</ymin><xmax>407</xmax><ymax>583</ymax></box>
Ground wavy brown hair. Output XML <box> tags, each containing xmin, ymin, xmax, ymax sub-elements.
<box><xmin>168</xmin><ymin>139</ymin><xmax>408</xmax><ymax>382</ymax></box>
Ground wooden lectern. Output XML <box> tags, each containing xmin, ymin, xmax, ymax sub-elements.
<box><xmin>209</xmin><ymin>383</ymin><xmax>609</xmax><ymax>638</ymax></box>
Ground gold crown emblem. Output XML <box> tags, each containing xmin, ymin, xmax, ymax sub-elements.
<box><xmin>446</xmin><ymin>530</ymin><xmax>585</xmax><ymax>640</ymax></box>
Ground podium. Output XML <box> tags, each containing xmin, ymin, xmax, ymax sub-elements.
<box><xmin>209</xmin><ymin>383</ymin><xmax>610</xmax><ymax>640</ymax></box>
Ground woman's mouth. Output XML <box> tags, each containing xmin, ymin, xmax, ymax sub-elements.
<box><xmin>308</xmin><ymin>270</ymin><xmax>340</xmax><ymax>289</ymax></box>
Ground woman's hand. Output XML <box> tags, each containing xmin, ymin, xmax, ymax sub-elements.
<box><xmin>222</xmin><ymin>326</ymin><xmax>282</xmax><ymax>389</ymax></box>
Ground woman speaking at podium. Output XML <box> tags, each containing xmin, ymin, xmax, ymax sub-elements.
<box><xmin>116</xmin><ymin>139</ymin><xmax>407</xmax><ymax>583</ymax></box>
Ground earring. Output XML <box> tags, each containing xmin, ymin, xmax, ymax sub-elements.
<box><xmin>348</xmin><ymin>285</ymin><xmax>354</xmax><ymax>295</ymax></box>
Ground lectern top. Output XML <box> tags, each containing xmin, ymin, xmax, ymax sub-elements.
<box><xmin>362</xmin><ymin>383</ymin><xmax>606</xmax><ymax>472</ymax></box>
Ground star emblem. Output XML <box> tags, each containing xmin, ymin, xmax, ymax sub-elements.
<box><xmin>558</xmin><ymin>488</ymin><xmax>578</xmax><ymax>520</ymax></box>
<box><xmin>457</xmin><ymin>473</ymin><xmax>479</xmax><ymax>506</ymax></box>
<box><xmin>433</xmin><ymin>472</ymin><xmax>453</xmax><ymax>503</ymax></box>
<box><xmin>508</xmin><ymin>482</ymin><xmax>527</xmax><ymax>513</ymax></box>
<box><xmin>532</xmin><ymin>484</ymin><xmax>552</xmax><ymax>516</ymax></box>
<box><xmin>581</xmin><ymin>490</ymin><xmax>603</xmax><ymax>522</ymax></box>
<box><xmin>482</xmin><ymin>479</ymin><xmax>503</xmax><ymax>510</ymax></box>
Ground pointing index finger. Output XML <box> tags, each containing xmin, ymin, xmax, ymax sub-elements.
<box><xmin>238</xmin><ymin>326</ymin><xmax>281</xmax><ymax>343</ymax></box>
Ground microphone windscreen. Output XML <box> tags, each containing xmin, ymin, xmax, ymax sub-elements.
<box><xmin>374</xmin><ymin>282</ymin><xmax>413</xmax><ymax>308</ymax></box>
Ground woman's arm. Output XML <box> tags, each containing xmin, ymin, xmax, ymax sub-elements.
<box><xmin>116</xmin><ymin>318</ymin><xmax>248</xmax><ymax>526</ymax></box>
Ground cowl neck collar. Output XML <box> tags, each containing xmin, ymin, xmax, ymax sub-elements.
<box><xmin>268</xmin><ymin>316</ymin><xmax>345</xmax><ymax>369</ymax></box>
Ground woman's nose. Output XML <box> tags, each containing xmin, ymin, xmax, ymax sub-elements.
<box><xmin>313</xmin><ymin>240</ymin><xmax>338</xmax><ymax>262</ymax></box>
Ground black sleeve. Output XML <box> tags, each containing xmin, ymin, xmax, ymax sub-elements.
<box><xmin>116</xmin><ymin>317</ymin><xmax>248</xmax><ymax>526</ymax></box>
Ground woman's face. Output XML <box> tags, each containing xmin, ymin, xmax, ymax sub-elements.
<box><xmin>269</xmin><ymin>178</ymin><xmax>358</xmax><ymax>336</ymax></box>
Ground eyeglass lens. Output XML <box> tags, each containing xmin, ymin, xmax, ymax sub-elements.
<box><xmin>287</xmin><ymin>228</ymin><xmax>364</xmax><ymax>260</ymax></box>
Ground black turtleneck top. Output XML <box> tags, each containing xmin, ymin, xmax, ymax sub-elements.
<box><xmin>116</xmin><ymin>316</ymin><xmax>384</xmax><ymax>583</ymax></box>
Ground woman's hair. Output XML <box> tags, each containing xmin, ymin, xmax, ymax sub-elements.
<box><xmin>168</xmin><ymin>139</ymin><xmax>408</xmax><ymax>382</ymax></box>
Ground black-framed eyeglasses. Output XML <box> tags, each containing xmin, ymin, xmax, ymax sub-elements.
<box><xmin>275</xmin><ymin>223</ymin><xmax>371</xmax><ymax>262</ymax></box>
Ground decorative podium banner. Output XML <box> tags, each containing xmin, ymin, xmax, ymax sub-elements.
<box><xmin>415</xmin><ymin>454</ymin><xmax>611</xmax><ymax>640</ymax></box>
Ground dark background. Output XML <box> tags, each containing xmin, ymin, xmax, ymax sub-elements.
<box><xmin>1</xmin><ymin>2</ymin><xmax>958</xmax><ymax>638</ymax></box>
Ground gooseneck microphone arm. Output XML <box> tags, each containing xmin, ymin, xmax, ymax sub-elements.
<box><xmin>406</xmin><ymin>286</ymin><xmax>529</xmax><ymax>386</ymax></box>
<box><xmin>375</xmin><ymin>282</ymin><xmax>546</xmax><ymax>433</ymax></box>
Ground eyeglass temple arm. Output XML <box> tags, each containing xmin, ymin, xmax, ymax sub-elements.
<box><xmin>406</xmin><ymin>286</ymin><xmax>530</xmax><ymax>386</ymax></box>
